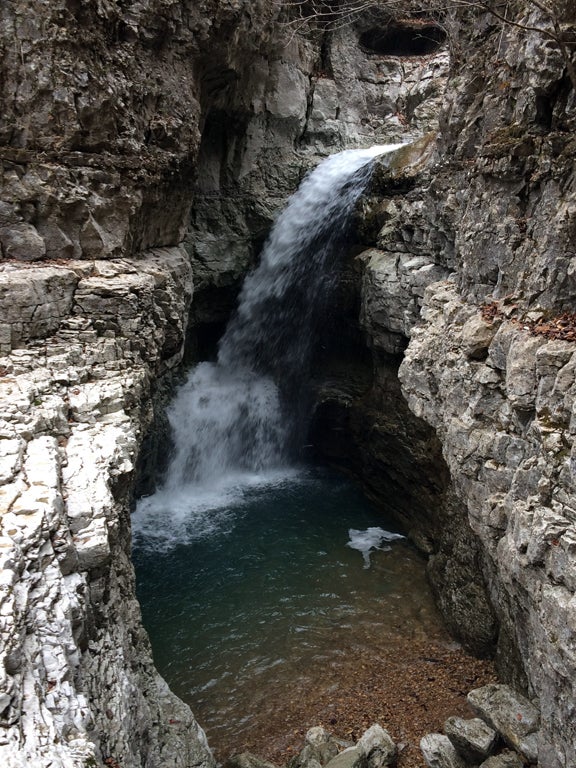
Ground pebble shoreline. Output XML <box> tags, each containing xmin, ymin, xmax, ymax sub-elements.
<box><xmin>211</xmin><ymin>638</ymin><xmax>497</xmax><ymax>767</ymax></box>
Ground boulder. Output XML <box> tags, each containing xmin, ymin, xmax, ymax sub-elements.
<box><xmin>226</xmin><ymin>753</ymin><xmax>280</xmax><ymax>768</ymax></box>
<box><xmin>479</xmin><ymin>750</ymin><xmax>524</xmax><ymax>768</ymax></box>
<box><xmin>0</xmin><ymin>223</ymin><xmax>46</xmax><ymax>261</ymax></box>
<box><xmin>461</xmin><ymin>315</ymin><xmax>498</xmax><ymax>360</ymax></box>
<box><xmin>356</xmin><ymin>724</ymin><xmax>397</xmax><ymax>768</ymax></box>
<box><xmin>420</xmin><ymin>734</ymin><xmax>467</xmax><ymax>768</ymax></box>
<box><xmin>289</xmin><ymin>727</ymin><xmax>340</xmax><ymax>768</ymax></box>
<box><xmin>305</xmin><ymin>727</ymin><xmax>332</xmax><ymax>747</ymax></box>
<box><xmin>324</xmin><ymin>746</ymin><xmax>365</xmax><ymax>768</ymax></box>
<box><xmin>467</xmin><ymin>684</ymin><xmax>539</xmax><ymax>761</ymax></box>
<box><xmin>444</xmin><ymin>716</ymin><xmax>499</xmax><ymax>762</ymax></box>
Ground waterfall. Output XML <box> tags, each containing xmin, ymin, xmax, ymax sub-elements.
<box><xmin>134</xmin><ymin>144</ymin><xmax>403</xmax><ymax>548</ymax></box>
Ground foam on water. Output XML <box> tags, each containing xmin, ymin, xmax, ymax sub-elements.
<box><xmin>347</xmin><ymin>527</ymin><xmax>406</xmax><ymax>568</ymax></box>
<box><xmin>133</xmin><ymin>468</ymin><xmax>302</xmax><ymax>552</ymax></box>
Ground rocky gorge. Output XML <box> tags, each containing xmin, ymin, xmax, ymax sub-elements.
<box><xmin>0</xmin><ymin>1</ymin><xmax>575</xmax><ymax>767</ymax></box>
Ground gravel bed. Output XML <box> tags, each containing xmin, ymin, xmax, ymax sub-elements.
<box><xmin>214</xmin><ymin>637</ymin><xmax>497</xmax><ymax>767</ymax></box>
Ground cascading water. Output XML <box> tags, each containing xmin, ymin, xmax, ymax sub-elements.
<box><xmin>131</xmin><ymin>144</ymin><xmax>466</xmax><ymax>760</ymax></box>
<box><xmin>134</xmin><ymin>144</ymin><xmax>403</xmax><ymax>547</ymax></box>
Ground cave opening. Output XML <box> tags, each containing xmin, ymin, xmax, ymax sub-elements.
<box><xmin>359</xmin><ymin>22</ymin><xmax>447</xmax><ymax>57</ymax></box>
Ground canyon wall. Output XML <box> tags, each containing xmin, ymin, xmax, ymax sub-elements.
<box><xmin>0</xmin><ymin>0</ymin><xmax>282</xmax><ymax>764</ymax></box>
<box><xmin>0</xmin><ymin>1</ymin><xmax>449</xmax><ymax>764</ymax></box>
<box><xmin>349</xmin><ymin>7</ymin><xmax>576</xmax><ymax>767</ymax></box>
<box><xmin>1</xmin><ymin>1</ymin><xmax>575</xmax><ymax>767</ymax></box>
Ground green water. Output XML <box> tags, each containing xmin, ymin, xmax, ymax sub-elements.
<box><xmin>132</xmin><ymin>467</ymin><xmax>441</xmax><ymax>756</ymax></box>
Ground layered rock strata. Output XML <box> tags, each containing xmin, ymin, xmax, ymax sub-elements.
<box><xmin>0</xmin><ymin>0</ymin><xmax>453</xmax><ymax>764</ymax></box>
<box><xmin>0</xmin><ymin>251</ymin><xmax>215</xmax><ymax>767</ymax></box>
<box><xmin>349</xmin><ymin>7</ymin><xmax>576</xmax><ymax>767</ymax></box>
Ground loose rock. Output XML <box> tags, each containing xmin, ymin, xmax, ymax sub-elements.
<box><xmin>444</xmin><ymin>717</ymin><xmax>499</xmax><ymax>763</ymax></box>
<box><xmin>467</xmin><ymin>684</ymin><xmax>539</xmax><ymax>760</ymax></box>
<box><xmin>420</xmin><ymin>734</ymin><xmax>467</xmax><ymax>768</ymax></box>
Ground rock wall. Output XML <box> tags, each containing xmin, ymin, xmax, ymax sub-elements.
<box><xmin>351</xmin><ymin>5</ymin><xmax>576</xmax><ymax>766</ymax></box>
<box><xmin>0</xmin><ymin>0</ymin><xmax>452</xmax><ymax>764</ymax></box>
<box><xmin>0</xmin><ymin>249</ymin><xmax>215</xmax><ymax>767</ymax></box>
<box><xmin>310</xmin><ymin>137</ymin><xmax>498</xmax><ymax>658</ymax></box>
<box><xmin>185</xmin><ymin>13</ymin><xmax>449</xmax><ymax>323</ymax></box>
<box><xmin>0</xmin><ymin>0</ymin><xmax>282</xmax><ymax>764</ymax></box>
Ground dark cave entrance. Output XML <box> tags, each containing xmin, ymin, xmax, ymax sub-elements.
<box><xmin>359</xmin><ymin>22</ymin><xmax>447</xmax><ymax>57</ymax></box>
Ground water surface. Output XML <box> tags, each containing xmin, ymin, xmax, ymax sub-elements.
<box><xmin>133</xmin><ymin>467</ymin><xmax>446</xmax><ymax>756</ymax></box>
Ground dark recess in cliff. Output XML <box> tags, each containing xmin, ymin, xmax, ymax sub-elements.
<box><xmin>359</xmin><ymin>21</ymin><xmax>446</xmax><ymax>57</ymax></box>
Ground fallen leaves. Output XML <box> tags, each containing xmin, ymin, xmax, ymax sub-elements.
<box><xmin>480</xmin><ymin>300</ymin><xmax>576</xmax><ymax>344</ymax></box>
<box><xmin>211</xmin><ymin>640</ymin><xmax>496</xmax><ymax>768</ymax></box>
<box><xmin>528</xmin><ymin>312</ymin><xmax>576</xmax><ymax>342</ymax></box>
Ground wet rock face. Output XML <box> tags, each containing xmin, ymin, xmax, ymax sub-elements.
<box><xmin>311</xmin><ymin>136</ymin><xmax>496</xmax><ymax>656</ymax></box>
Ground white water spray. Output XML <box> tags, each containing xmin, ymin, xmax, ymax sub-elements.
<box><xmin>134</xmin><ymin>144</ymin><xmax>404</xmax><ymax>545</ymax></box>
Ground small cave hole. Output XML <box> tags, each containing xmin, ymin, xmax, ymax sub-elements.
<box><xmin>359</xmin><ymin>22</ymin><xmax>447</xmax><ymax>57</ymax></box>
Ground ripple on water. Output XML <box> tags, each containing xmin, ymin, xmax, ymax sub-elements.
<box><xmin>132</xmin><ymin>467</ymin><xmax>451</xmax><ymax>759</ymax></box>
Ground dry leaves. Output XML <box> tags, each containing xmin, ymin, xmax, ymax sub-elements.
<box><xmin>480</xmin><ymin>300</ymin><xmax>576</xmax><ymax>344</ymax></box>
<box><xmin>215</xmin><ymin>639</ymin><xmax>496</xmax><ymax>768</ymax></box>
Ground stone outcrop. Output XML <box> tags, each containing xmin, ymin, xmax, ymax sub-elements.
<box><xmin>420</xmin><ymin>683</ymin><xmax>542</xmax><ymax>767</ymax></box>
<box><xmin>349</xmin><ymin>6</ymin><xmax>576</xmax><ymax>768</ymax></box>
<box><xmin>0</xmin><ymin>250</ymin><xmax>213</xmax><ymax>767</ymax></box>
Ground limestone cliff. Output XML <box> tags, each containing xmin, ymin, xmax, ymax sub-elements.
<box><xmin>349</xmin><ymin>6</ymin><xmax>576</xmax><ymax>767</ymax></box>
<box><xmin>0</xmin><ymin>1</ymin><xmax>450</xmax><ymax>764</ymax></box>
<box><xmin>1</xmin><ymin>0</ymin><xmax>576</xmax><ymax>767</ymax></box>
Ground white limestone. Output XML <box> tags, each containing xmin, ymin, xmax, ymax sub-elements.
<box><xmin>0</xmin><ymin>250</ymin><xmax>213</xmax><ymax>768</ymax></box>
